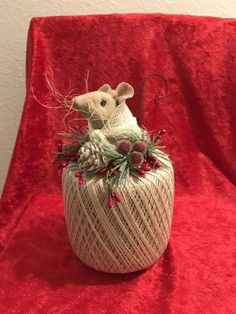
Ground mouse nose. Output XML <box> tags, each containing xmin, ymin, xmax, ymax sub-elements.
<box><xmin>72</xmin><ymin>97</ymin><xmax>79</xmax><ymax>109</ymax></box>
<box><xmin>72</xmin><ymin>95</ymin><xmax>87</xmax><ymax>109</ymax></box>
<box><xmin>72</xmin><ymin>95</ymin><xmax>91</xmax><ymax>113</ymax></box>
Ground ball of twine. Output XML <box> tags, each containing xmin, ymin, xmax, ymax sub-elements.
<box><xmin>62</xmin><ymin>161</ymin><xmax>174</xmax><ymax>273</ymax></box>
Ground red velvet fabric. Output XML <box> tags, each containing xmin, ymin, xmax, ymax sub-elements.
<box><xmin>0</xmin><ymin>13</ymin><xmax>236</xmax><ymax>313</ymax></box>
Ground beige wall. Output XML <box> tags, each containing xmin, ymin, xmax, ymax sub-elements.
<box><xmin>1</xmin><ymin>0</ymin><xmax>236</xmax><ymax>195</ymax></box>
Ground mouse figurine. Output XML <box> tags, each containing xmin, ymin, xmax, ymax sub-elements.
<box><xmin>57</xmin><ymin>81</ymin><xmax>174</xmax><ymax>273</ymax></box>
<box><xmin>72</xmin><ymin>82</ymin><xmax>142</xmax><ymax>142</ymax></box>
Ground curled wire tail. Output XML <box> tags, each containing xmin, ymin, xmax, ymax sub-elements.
<box><xmin>138</xmin><ymin>73</ymin><xmax>168</xmax><ymax>126</ymax></box>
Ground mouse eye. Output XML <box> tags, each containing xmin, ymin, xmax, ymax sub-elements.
<box><xmin>100</xmin><ymin>99</ymin><xmax>106</xmax><ymax>107</ymax></box>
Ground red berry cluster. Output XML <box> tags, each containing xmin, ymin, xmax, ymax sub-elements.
<box><xmin>107</xmin><ymin>191</ymin><xmax>122</xmax><ymax>209</ymax></box>
<box><xmin>74</xmin><ymin>171</ymin><xmax>84</xmax><ymax>185</ymax></box>
<box><xmin>99</xmin><ymin>166</ymin><xmax>120</xmax><ymax>177</ymax></box>
<box><xmin>136</xmin><ymin>154</ymin><xmax>161</xmax><ymax>176</ymax></box>
<box><xmin>52</xmin><ymin>143</ymin><xmax>80</xmax><ymax>174</ymax></box>
<box><xmin>116</xmin><ymin>134</ymin><xmax>164</xmax><ymax>177</ymax></box>
<box><xmin>152</xmin><ymin>129</ymin><xmax>167</xmax><ymax>143</ymax></box>
<box><xmin>117</xmin><ymin>140</ymin><xmax>146</xmax><ymax>167</ymax></box>
<box><xmin>117</xmin><ymin>139</ymin><xmax>146</xmax><ymax>156</ymax></box>
<box><xmin>133</xmin><ymin>128</ymin><xmax>167</xmax><ymax>176</ymax></box>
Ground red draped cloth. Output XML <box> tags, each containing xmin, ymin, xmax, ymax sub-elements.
<box><xmin>0</xmin><ymin>13</ymin><xmax>236</xmax><ymax>313</ymax></box>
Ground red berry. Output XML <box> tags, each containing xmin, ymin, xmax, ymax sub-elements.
<box><xmin>112</xmin><ymin>170</ymin><xmax>118</xmax><ymax>177</ymax></box>
<box><xmin>75</xmin><ymin>172</ymin><xmax>81</xmax><ymax>177</ymax></box>
<box><xmin>100</xmin><ymin>167</ymin><xmax>108</xmax><ymax>174</ymax></box>
<box><xmin>154</xmin><ymin>161</ymin><xmax>161</xmax><ymax>168</ymax></box>
<box><xmin>141</xmin><ymin>165</ymin><xmax>151</xmax><ymax>172</ymax></box>
<box><xmin>79</xmin><ymin>176</ymin><xmax>84</xmax><ymax>185</ymax></box>
<box><xmin>57</xmin><ymin>143</ymin><xmax>62</xmax><ymax>151</ymax></box>
<box><xmin>62</xmin><ymin>161</ymin><xmax>69</xmax><ymax>168</ymax></box>
<box><xmin>159</xmin><ymin>129</ymin><xmax>167</xmax><ymax>136</ymax></box>
<box><xmin>117</xmin><ymin>140</ymin><xmax>132</xmax><ymax>155</ymax></box>
<box><xmin>107</xmin><ymin>194</ymin><xmax>113</xmax><ymax>209</ymax></box>
<box><xmin>136</xmin><ymin>168</ymin><xmax>146</xmax><ymax>176</ymax></box>
<box><xmin>149</xmin><ymin>155</ymin><xmax>157</xmax><ymax>162</ymax></box>
<box><xmin>113</xmin><ymin>191</ymin><xmax>122</xmax><ymax>202</ymax></box>
<box><xmin>143</xmin><ymin>159</ymin><xmax>147</xmax><ymax>165</ymax></box>
<box><xmin>129</xmin><ymin>152</ymin><xmax>144</xmax><ymax>166</ymax></box>
<box><xmin>57</xmin><ymin>162</ymin><xmax>63</xmax><ymax>170</ymax></box>
<box><xmin>132</xmin><ymin>140</ymin><xmax>146</xmax><ymax>153</ymax></box>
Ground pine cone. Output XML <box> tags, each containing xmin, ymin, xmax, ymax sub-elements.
<box><xmin>78</xmin><ymin>141</ymin><xmax>106</xmax><ymax>172</ymax></box>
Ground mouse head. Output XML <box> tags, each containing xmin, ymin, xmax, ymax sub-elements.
<box><xmin>72</xmin><ymin>82</ymin><xmax>134</xmax><ymax>129</ymax></box>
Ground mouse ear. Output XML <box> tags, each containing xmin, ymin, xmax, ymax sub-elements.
<box><xmin>115</xmin><ymin>82</ymin><xmax>134</xmax><ymax>104</ymax></box>
<box><xmin>98</xmin><ymin>83</ymin><xmax>112</xmax><ymax>93</ymax></box>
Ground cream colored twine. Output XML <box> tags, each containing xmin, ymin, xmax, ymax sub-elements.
<box><xmin>62</xmin><ymin>161</ymin><xmax>174</xmax><ymax>273</ymax></box>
